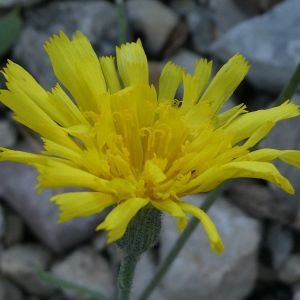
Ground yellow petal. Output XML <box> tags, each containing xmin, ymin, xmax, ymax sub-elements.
<box><xmin>151</xmin><ymin>199</ymin><xmax>188</xmax><ymax>232</ymax></box>
<box><xmin>42</xmin><ymin>138</ymin><xmax>81</xmax><ymax>162</ymax></box>
<box><xmin>143</xmin><ymin>160</ymin><xmax>167</xmax><ymax>183</ymax></box>
<box><xmin>193</xmin><ymin>58</ymin><xmax>212</xmax><ymax>99</ymax></box>
<box><xmin>3</xmin><ymin>61</ymin><xmax>56</xmax><ymax>119</ymax></box>
<box><xmin>199</xmin><ymin>54</ymin><xmax>249</xmax><ymax>113</ymax></box>
<box><xmin>181</xmin><ymin>58</ymin><xmax>212</xmax><ymax>110</ymax></box>
<box><xmin>51</xmin><ymin>192</ymin><xmax>116</xmax><ymax>222</ymax></box>
<box><xmin>180</xmin><ymin>202</ymin><xmax>224</xmax><ymax>254</ymax></box>
<box><xmin>150</xmin><ymin>199</ymin><xmax>185</xmax><ymax>218</ymax></box>
<box><xmin>243</xmin><ymin>121</ymin><xmax>275</xmax><ymax>149</ymax></box>
<box><xmin>242</xmin><ymin>149</ymin><xmax>300</xmax><ymax>168</ymax></box>
<box><xmin>225</xmin><ymin>101</ymin><xmax>300</xmax><ymax>144</ymax></box>
<box><xmin>116</xmin><ymin>39</ymin><xmax>148</xmax><ymax>87</ymax></box>
<box><xmin>35</xmin><ymin>160</ymin><xmax>109</xmax><ymax>192</ymax></box>
<box><xmin>99</xmin><ymin>56</ymin><xmax>121</xmax><ymax>93</ymax></box>
<box><xmin>44</xmin><ymin>31</ymin><xmax>106</xmax><ymax>111</ymax></box>
<box><xmin>178</xmin><ymin>161</ymin><xmax>294</xmax><ymax>195</ymax></box>
<box><xmin>216</xmin><ymin>103</ymin><xmax>247</xmax><ymax>127</ymax></box>
<box><xmin>48</xmin><ymin>84</ymin><xmax>90</xmax><ymax>127</ymax></box>
<box><xmin>96</xmin><ymin>197</ymin><xmax>149</xmax><ymax>242</ymax></box>
<box><xmin>182</xmin><ymin>73</ymin><xmax>199</xmax><ymax>109</ymax></box>
<box><xmin>0</xmin><ymin>148</ymin><xmax>48</xmax><ymax>165</ymax></box>
<box><xmin>0</xmin><ymin>89</ymin><xmax>72</xmax><ymax>148</ymax></box>
<box><xmin>219</xmin><ymin>161</ymin><xmax>294</xmax><ymax>194</ymax></box>
<box><xmin>158</xmin><ymin>62</ymin><xmax>182</xmax><ymax>102</ymax></box>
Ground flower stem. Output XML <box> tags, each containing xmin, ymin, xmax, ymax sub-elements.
<box><xmin>118</xmin><ymin>254</ymin><xmax>140</xmax><ymax>300</ymax></box>
<box><xmin>117</xmin><ymin>206</ymin><xmax>161</xmax><ymax>300</ymax></box>
<box><xmin>138</xmin><ymin>184</ymin><xmax>225</xmax><ymax>300</ymax></box>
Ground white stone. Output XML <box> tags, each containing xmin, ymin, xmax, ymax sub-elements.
<box><xmin>0</xmin><ymin>278</ymin><xmax>23</xmax><ymax>300</ymax></box>
<box><xmin>0</xmin><ymin>244</ymin><xmax>54</xmax><ymax>296</ymax></box>
<box><xmin>0</xmin><ymin>160</ymin><xmax>100</xmax><ymax>253</ymax></box>
<box><xmin>0</xmin><ymin>0</ymin><xmax>41</xmax><ymax>7</ymax></box>
<box><xmin>171</xmin><ymin>49</ymin><xmax>199</xmax><ymax>74</ymax></box>
<box><xmin>211</xmin><ymin>0</ymin><xmax>300</xmax><ymax>92</ymax></box>
<box><xmin>0</xmin><ymin>121</ymin><xmax>16</xmax><ymax>148</ymax></box>
<box><xmin>160</xmin><ymin>195</ymin><xmax>261</xmax><ymax>300</ymax></box>
<box><xmin>0</xmin><ymin>206</ymin><xmax>5</xmax><ymax>240</ymax></box>
<box><xmin>279</xmin><ymin>254</ymin><xmax>300</xmax><ymax>284</ymax></box>
<box><xmin>51</xmin><ymin>247</ymin><xmax>113</xmax><ymax>299</ymax></box>
<box><xmin>13</xmin><ymin>1</ymin><xmax>118</xmax><ymax>88</ymax></box>
<box><xmin>132</xmin><ymin>253</ymin><xmax>166</xmax><ymax>300</ymax></box>
<box><xmin>210</xmin><ymin>0</ymin><xmax>250</xmax><ymax>34</ymax></box>
<box><xmin>127</xmin><ymin>0</ymin><xmax>179</xmax><ymax>55</ymax></box>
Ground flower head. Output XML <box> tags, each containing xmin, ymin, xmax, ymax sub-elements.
<box><xmin>1</xmin><ymin>32</ymin><xmax>300</xmax><ymax>254</ymax></box>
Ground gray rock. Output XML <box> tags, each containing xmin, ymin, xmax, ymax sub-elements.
<box><xmin>171</xmin><ymin>49</ymin><xmax>199</xmax><ymax>73</ymax></box>
<box><xmin>2</xmin><ymin>210</ymin><xmax>24</xmax><ymax>246</ymax></box>
<box><xmin>210</xmin><ymin>0</ymin><xmax>251</xmax><ymax>34</ymax></box>
<box><xmin>0</xmin><ymin>0</ymin><xmax>42</xmax><ymax>7</ymax></box>
<box><xmin>0</xmin><ymin>121</ymin><xmax>16</xmax><ymax>148</ymax></box>
<box><xmin>91</xmin><ymin>233</ymin><xmax>107</xmax><ymax>253</ymax></box>
<box><xmin>13</xmin><ymin>27</ymin><xmax>55</xmax><ymax>89</ymax></box>
<box><xmin>211</xmin><ymin>0</ymin><xmax>300</xmax><ymax>92</ymax></box>
<box><xmin>161</xmin><ymin>195</ymin><xmax>261</xmax><ymax>300</ymax></box>
<box><xmin>132</xmin><ymin>253</ymin><xmax>165</xmax><ymax>300</ymax></box>
<box><xmin>0</xmin><ymin>277</ymin><xmax>23</xmax><ymax>300</ymax></box>
<box><xmin>0</xmin><ymin>244</ymin><xmax>54</xmax><ymax>296</ymax></box>
<box><xmin>227</xmin><ymin>179</ymin><xmax>296</xmax><ymax>223</ymax></box>
<box><xmin>51</xmin><ymin>247</ymin><xmax>113</xmax><ymax>299</ymax></box>
<box><xmin>0</xmin><ymin>205</ymin><xmax>5</xmax><ymax>240</ymax></box>
<box><xmin>267</xmin><ymin>223</ymin><xmax>294</xmax><ymax>270</ymax></box>
<box><xmin>260</xmin><ymin>94</ymin><xmax>300</xmax><ymax>217</ymax></box>
<box><xmin>0</xmin><ymin>161</ymin><xmax>102</xmax><ymax>253</ymax></box>
<box><xmin>279</xmin><ymin>254</ymin><xmax>300</xmax><ymax>283</ymax></box>
<box><xmin>234</xmin><ymin>0</ymin><xmax>284</xmax><ymax>13</ymax></box>
<box><xmin>293</xmin><ymin>283</ymin><xmax>300</xmax><ymax>300</ymax></box>
<box><xmin>186</xmin><ymin>7</ymin><xmax>215</xmax><ymax>53</ymax></box>
<box><xmin>170</xmin><ymin>0</ymin><xmax>197</xmax><ymax>16</ymax></box>
<box><xmin>13</xmin><ymin>1</ymin><xmax>118</xmax><ymax>88</ymax></box>
<box><xmin>127</xmin><ymin>0</ymin><xmax>179</xmax><ymax>55</ymax></box>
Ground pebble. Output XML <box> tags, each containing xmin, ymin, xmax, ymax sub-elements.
<box><xmin>171</xmin><ymin>49</ymin><xmax>200</xmax><ymax>73</ymax></box>
<box><xmin>210</xmin><ymin>0</ymin><xmax>251</xmax><ymax>34</ymax></box>
<box><xmin>0</xmin><ymin>160</ymin><xmax>100</xmax><ymax>253</ymax></box>
<box><xmin>160</xmin><ymin>195</ymin><xmax>261</xmax><ymax>300</ymax></box>
<box><xmin>132</xmin><ymin>253</ymin><xmax>166</xmax><ymax>300</ymax></box>
<box><xmin>51</xmin><ymin>247</ymin><xmax>114</xmax><ymax>299</ymax></box>
<box><xmin>279</xmin><ymin>254</ymin><xmax>300</xmax><ymax>284</ymax></box>
<box><xmin>210</xmin><ymin>0</ymin><xmax>300</xmax><ymax>92</ymax></box>
<box><xmin>0</xmin><ymin>0</ymin><xmax>42</xmax><ymax>7</ymax></box>
<box><xmin>0</xmin><ymin>277</ymin><xmax>24</xmax><ymax>300</ymax></box>
<box><xmin>0</xmin><ymin>244</ymin><xmax>54</xmax><ymax>296</ymax></box>
<box><xmin>2</xmin><ymin>210</ymin><xmax>24</xmax><ymax>247</ymax></box>
<box><xmin>0</xmin><ymin>205</ymin><xmax>5</xmax><ymax>241</ymax></box>
<box><xmin>0</xmin><ymin>121</ymin><xmax>16</xmax><ymax>148</ymax></box>
<box><xmin>127</xmin><ymin>0</ymin><xmax>179</xmax><ymax>56</ymax></box>
<box><xmin>227</xmin><ymin>179</ymin><xmax>296</xmax><ymax>224</ymax></box>
<box><xmin>267</xmin><ymin>223</ymin><xmax>294</xmax><ymax>270</ymax></box>
<box><xmin>13</xmin><ymin>1</ymin><xmax>118</xmax><ymax>88</ymax></box>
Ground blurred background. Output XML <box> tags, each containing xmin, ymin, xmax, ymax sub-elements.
<box><xmin>0</xmin><ymin>0</ymin><xmax>300</xmax><ymax>299</ymax></box>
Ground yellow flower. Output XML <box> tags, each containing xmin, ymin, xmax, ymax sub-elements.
<box><xmin>1</xmin><ymin>31</ymin><xmax>300</xmax><ymax>254</ymax></box>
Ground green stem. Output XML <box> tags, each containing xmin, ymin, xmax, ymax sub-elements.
<box><xmin>115</xmin><ymin>0</ymin><xmax>127</xmax><ymax>44</ymax></box>
<box><xmin>138</xmin><ymin>185</ymin><xmax>225</xmax><ymax>300</ymax></box>
<box><xmin>118</xmin><ymin>254</ymin><xmax>139</xmax><ymax>300</ymax></box>
<box><xmin>275</xmin><ymin>62</ymin><xmax>300</xmax><ymax>106</ymax></box>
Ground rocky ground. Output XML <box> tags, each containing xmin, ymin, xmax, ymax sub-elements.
<box><xmin>0</xmin><ymin>0</ymin><xmax>300</xmax><ymax>299</ymax></box>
